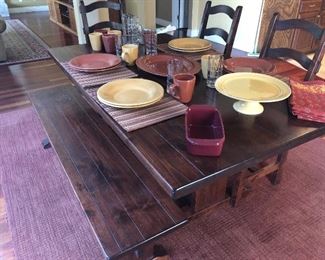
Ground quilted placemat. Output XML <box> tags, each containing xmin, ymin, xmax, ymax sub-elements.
<box><xmin>61</xmin><ymin>62</ymin><xmax>138</xmax><ymax>88</ymax></box>
<box><xmin>86</xmin><ymin>87</ymin><xmax>188</xmax><ymax>132</ymax></box>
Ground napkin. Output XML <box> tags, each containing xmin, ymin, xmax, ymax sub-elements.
<box><xmin>156</xmin><ymin>25</ymin><xmax>177</xmax><ymax>34</ymax></box>
<box><xmin>290</xmin><ymin>79</ymin><xmax>325</xmax><ymax>123</ymax></box>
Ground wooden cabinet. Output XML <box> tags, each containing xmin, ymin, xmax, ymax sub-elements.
<box><xmin>47</xmin><ymin>0</ymin><xmax>77</xmax><ymax>35</ymax></box>
<box><xmin>257</xmin><ymin>0</ymin><xmax>324</xmax><ymax>53</ymax></box>
<box><xmin>320</xmin><ymin>0</ymin><xmax>325</xmax><ymax>27</ymax></box>
<box><xmin>257</xmin><ymin>0</ymin><xmax>300</xmax><ymax>51</ymax></box>
<box><xmin>291</xmin><ymin>11</ymin><xmax>319</xmax><ymax>52</ymax></box>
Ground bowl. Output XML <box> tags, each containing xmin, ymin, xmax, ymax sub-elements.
<box><xmin>185</xmin><ymin>105</ymin><xmax>225</xmax><ymax>157</ymax></box>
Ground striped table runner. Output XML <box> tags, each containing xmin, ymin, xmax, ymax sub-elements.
<box><xmin>61</xmin><ymin>62</ymin><xmax>138</xmax><ymax>88</ymax></box>
<box><xmin>157</xmin><ymin>43</ymin><xmax>220</xmax><ymax>61</ymax></box>
<box><xmin>86</xmin><ymin>87</ymin><xmax>188</xmax><ymax>132</ymax></box>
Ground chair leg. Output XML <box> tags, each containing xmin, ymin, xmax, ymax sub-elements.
<box><xmin>230</xmin><ymin>171</ymin><xmax>246</xmax><ymax>207</ymax></box>
<box><xmin>267</xmin><ymin>151</ymin><xmax>288</xmax><ymax>185</ymax></box>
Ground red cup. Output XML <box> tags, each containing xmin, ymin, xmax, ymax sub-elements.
<box><xmin>169</xmin><ymin>73</ymin><xmax>196</xmax><ymax>103</ymax></box>
<box><xmin>102</xmin><ymin>34</ymin><xmax>116</xmax><ymax>54</ymax></box>
<box><xmin>94</xmin><ymin>28</ymin><xmax>109</xmax><ymax>34</ymax></box>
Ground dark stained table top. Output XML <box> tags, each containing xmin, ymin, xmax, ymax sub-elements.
<box><xmin>48</xmin><ymin>37</ymin><xmax>325</xmax><ymax>200</ymax></box>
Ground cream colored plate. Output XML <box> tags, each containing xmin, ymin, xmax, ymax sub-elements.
<box><xmin>215</xmin><ymin>72</ymin><xmax>291</xmax><ymax>115</ymax></box>
<box><xmin>168</xmin><ymin>38</ymin><xmax>212</xmax><ymax>52</ymax></box>
<box><xmin>168</xmin><ymin>45</ymin><xmax>211</xmax><ymax>53</ymax></box>
<box><xmin>97</xmin><ymin>79</ymin><xmax>164</xmax><ymax>108</ymax></box>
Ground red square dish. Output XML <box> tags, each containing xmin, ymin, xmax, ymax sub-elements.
<box><xmin>185</xmin><ymin>105</ymin><xmax>225</xmax><ymax>156</ymax></box>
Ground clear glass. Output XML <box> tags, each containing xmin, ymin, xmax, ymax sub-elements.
<box><xmin>122</xmin><ymin>13</ymin><xmax>143</xmax><ymax>44</ymax></box>
<box><xmin>207</xmin><ymin>55</ymin><xmax>224</xmax><ymax>88</ymax></box>
<box><xmin>166</xmin><ymin>59</ymin><xmax>184</xmax><ymax>93</ymax></box>
<box><xmin>142</xmin><ymin>28</ymin><xmax>157</xmax><ymax>55</ymax></box>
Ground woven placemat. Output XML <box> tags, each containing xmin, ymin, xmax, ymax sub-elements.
<box><xmin>158</xmin><ymin>43</ymin><xmax>220</xmax><ymax>61</ymax></box>
<box><xmin>61</xmin><ymin>62</ymin><xmax>138</xmax><ymax>88</ymax></box>
<box><xmin>86</xmin><ymin>87</ymin><xmax>188</xmax><ymax>132</ymax></box>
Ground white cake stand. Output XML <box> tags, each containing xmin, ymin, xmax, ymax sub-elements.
<box><xmin>215</xmin><ymin>72</ymin><xmax>291</xmax><ymax>116</ymax></box>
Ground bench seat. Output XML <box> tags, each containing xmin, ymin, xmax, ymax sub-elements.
<box><xmin>30</xmin><ymin>85</ymin><xmax>188</xmax><ymax>259</ymax></box>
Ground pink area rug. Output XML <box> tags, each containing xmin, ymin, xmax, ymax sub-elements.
<box><xmin>152</xmin><ymin>137</ymin><xmax>325</xmax><ymax>259</ymax></box>
<box><xmin>0</xmin><ymin>106</ymin><xmax>104</xmax><ymax>260</ymax></box>
<box><xmin>1</xmin><ymin>106</ymin><xmax>325</xmax><ymax>259</ymax></box>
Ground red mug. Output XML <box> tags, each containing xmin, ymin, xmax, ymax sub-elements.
<box><xmin>169</xmin><ymin>73</ymin><xmax>196</xmax><ymax>103</ymax></box>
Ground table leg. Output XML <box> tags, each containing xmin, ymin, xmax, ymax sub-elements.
<box><xmin>267</xmin><ymin>151</ymin><xmax>288</xmax><ymax>185</ymax></box>
<box><xmin>192</xmin><ymin>176</ymin><xmax>228</xmax><ymax>212</ymax></box>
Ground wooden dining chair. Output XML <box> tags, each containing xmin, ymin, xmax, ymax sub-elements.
<box><xmin>230</xmin><ymin>13</ymin><xmax>325</xmax><ymax>207</ymax></box>
<box><xmin>79</xmin><ymin>0</ymin><xmax>124</xmax><ymax>45</ymax></box>
<box><xmin>198</xmin><ymin>1</ymin><xmax>242</xmax><ymax>59</ymax></box>
<box><xmin>260</xmin><ymin>12</ymin><xmax>325</xmax><ymax>81</ymax></box>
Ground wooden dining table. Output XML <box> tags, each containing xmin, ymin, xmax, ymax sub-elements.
<box><xmin>30</xmin><ymin>34</ymin><xmax>325</xmax><ymax>259</ymax></box>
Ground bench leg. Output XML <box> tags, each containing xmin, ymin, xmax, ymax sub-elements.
<box><xmin>41</xmin><ymin>138</ymin><xmax>51</xmax><ymax>149</ymax></box>
<box><xmin>230</xmin><ymin>171</ymin><xmax>246</xmax><ymax>207</ymax></box>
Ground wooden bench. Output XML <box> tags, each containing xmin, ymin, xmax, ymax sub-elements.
<box><xmin>30</xmin><ymin>85</ymin><xmax>188</xmax><ymax>259</ymax></box>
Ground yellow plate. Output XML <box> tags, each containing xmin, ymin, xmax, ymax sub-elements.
<box><xmin>97</xmin><ymin>79</ymin><xmax>164</xmax><ymax>108</ymax></box>
<box><xmin>215</xmin><ymin>72</ymin><xmax>291</xmax><ymax>103</ymax></box>
<box><xmin>168</xmin><ymin>38</ymin><xmax>212</xmax><ymax>52</ymax></box>
<box><xmin>168</xmin><ymin>45</ymin><xmax>212</xmax><ymax>53</ymax></box>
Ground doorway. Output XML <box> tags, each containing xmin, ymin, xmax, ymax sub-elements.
<box><xmin>155</xmin><ymin>0</ymin><xmax>188</xmax><ymax>29</ymax></box>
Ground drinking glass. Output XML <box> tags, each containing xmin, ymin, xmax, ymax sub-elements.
<box><xmin>88</xmin><ymin>32</ymin><xmax>102</xmax><ymax>52</ymax></box>
<box><xmin>207</xmin><ymin>54</ymin><xmax>224</xmax><ymax>88</ymax></box>
<box><xmin>109</xmin><ymin>30</ymin><xmax>122</xmax><ymax>56</ymax></box>
<box><xmin>142</xmin><ymin>28</ymin><xmax>157</xmax><ymax>55</ymax></box>
<box><xmin>122</xmin><ymin>13</ymin><xmax>143</xmax><ymax>44</ymax></box>
<box><xmin>102</xmin><ymin>34</ymin><xmax>116</xmax><ymax>54</ymax></box>
<box><xmin>166</xmin><ymin>59</ymin><xmax>184</xmax><ymax>94</ymax></box>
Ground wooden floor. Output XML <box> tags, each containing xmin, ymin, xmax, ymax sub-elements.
<box><xmin>0</xmin><ymin>12</ymin><xmax>76</xmax><ymax>113</ymax></box>
<box><xmin>0</xmin><ymin>11</ymin><xmax>77</xmax><ymax>259</ymax></box>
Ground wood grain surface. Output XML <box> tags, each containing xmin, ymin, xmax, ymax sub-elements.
<box><xmin>257</xmin><ymin>0</ymin><xmax>301</xmax><ymax>51</ymax></box>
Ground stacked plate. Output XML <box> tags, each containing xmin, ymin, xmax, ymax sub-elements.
<box><xmin>223</xmin><ymin>57</ymin><xmax>275</xmax><ymax>74</ymax></box>
<box><xmin>68</xmin><ymin>53</ymin><xmax>121</xmax><ymax>72</ymax></box>
<box><xmin>168</xmin><ymin>38</ymin><xmax>212</xmax><ymax>53</ymax></box>
<box><xmin>97</xmin><ymin>79</ymin><xmax>164</xmax><ymax>108</ymax></box>
<box><xmin>135</xmin><ymin>54</ymin><xmax>201</xmax><ymax>77</ymax></box>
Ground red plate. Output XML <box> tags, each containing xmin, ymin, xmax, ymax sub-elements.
<box><xmin>223</xmin><ymin>57</ymin><xmax>275</xmax><ymax>74</ymax></box>
<box><xmin>68</xmin><ymin>53</ymin><xmax>121</xmax><ymax>71</ymax></box>
<box><xmin>136</xmin><ymin>54</ymin><xmax>201</xmax><ymax>77</ymax></box>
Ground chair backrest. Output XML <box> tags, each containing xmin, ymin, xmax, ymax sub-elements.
<box><xmin>80</xmin><ymin>0</ymin><xmax>124</xmax><ymax>45</ymax></box>
<box><xmin>259</xmin><ymin>13</ymin><xmax>325</xmax><ymax>81</ymax></box>
<box><xmin>198</xmin><ymin>1</ymin><xmax>242</xmax><ymax>59</ymax></box>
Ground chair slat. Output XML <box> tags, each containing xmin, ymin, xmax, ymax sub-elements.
<box><xmin>83</xmin><ymin>1</ymin><xmax>121</xmax><ymax>13</ymax></box>
<box><xmin>260</xmin><ymin>12</ymin><xmax>325</xmax><ymax>81</ymax></box>
<box><xmin>198</xmin><ymin>1</ymin><xmax>242</xmax><ymax>59</ymax></box>
<box><xmin>268</xmin><ymin>48</ymin><xmax>312</xmax><ymax>70</ymax></box>
<box><xmin>79</xmin><ymin>0</ymin><xmax>124</xmax><ymax>46</ymax></box>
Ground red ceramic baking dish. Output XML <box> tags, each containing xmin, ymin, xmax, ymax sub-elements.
<box><xmin>185</xmin><ymin>105</ymin><xmax>225</xmax><ymax>157</ymax></box>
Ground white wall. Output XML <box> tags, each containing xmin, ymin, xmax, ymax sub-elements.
<box><xmin>125</xmin><ymin>0</ymin><xmax>155</xmax><ymax>29</ymax></box>
<box><xmin>74</xmin><ymin>0</ymin><xmax>109</xmax><ymax>44</ymax></box>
